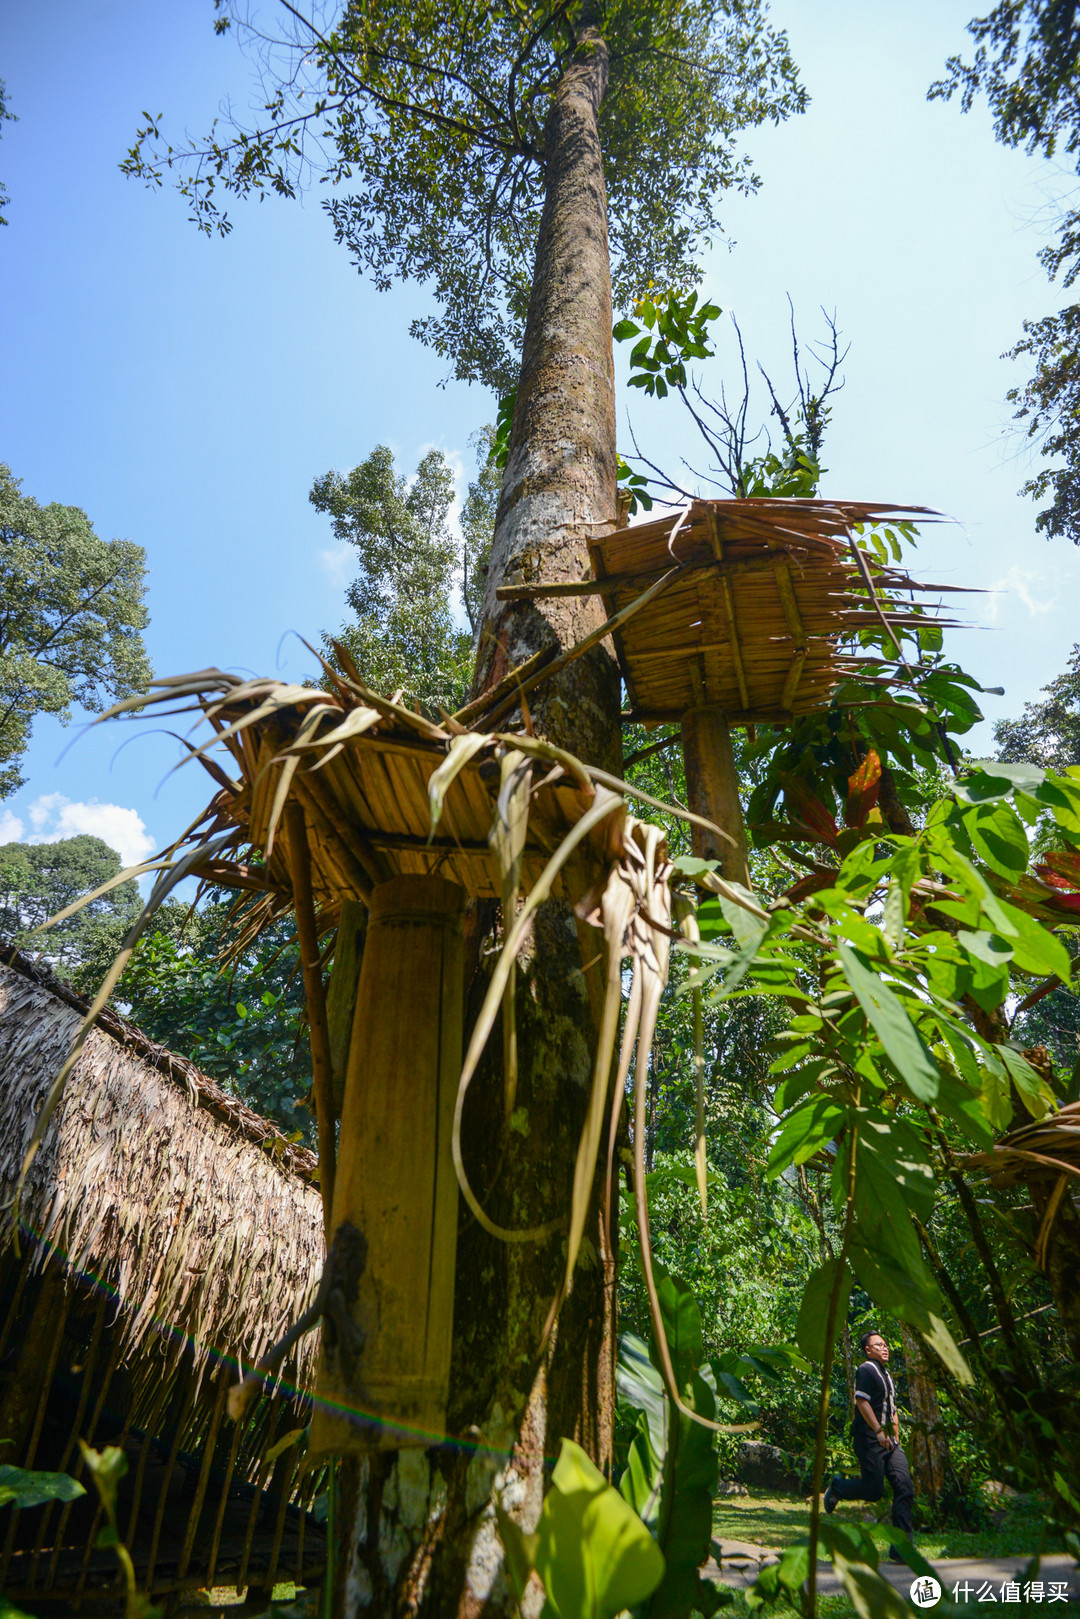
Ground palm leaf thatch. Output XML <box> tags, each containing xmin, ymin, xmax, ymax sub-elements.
<box><xmin>960</xmin><ymin>1099</ymin><xmax>1080</xmax><ymax>1190</ymax></box>
<box><xmin>0</xmin><ymin>946</ymin><xmax>323</xmax><ymax>1390</ymax></box>
<box><xmin>491</xmin><ymin>496</ymin><xmax>961</xmax><ymax>725</ymax></box>
<box><xmin>20</xmin><ymin>651</ymin><xmax>769</xmax><ymax>1438</ymax></box>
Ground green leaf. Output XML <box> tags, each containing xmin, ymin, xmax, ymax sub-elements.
<box><xmin>971</xmin><ymin>759</ymin><xmax>1047</xmax><ymax>792</ymax></box>
<box><xmin>995</xmin><ymin>902</ymin><xmax>1074</xmax><ymax>982</ymax></box>
<box><xmin>795</xmin><ymin>1257</ymin><xmax>852</xmax><ymax>1362</ymax></box>
<box><xmin>766</xmin><ymin>1094</ymin><xmax>849</xmax><ymax>1180</ymax></box>
<box><xmin>653</xmin><ymin>1270</ymin><xmax>704</xmax><ymax>1392</ymax></box>
<box><xmin>495</xmin><ymin>1502</ymin><xmax>540</xmax><ymax>1602</ymax></box>
<box><xmin>0</xmin><ymin>1464</ymin><xmax>85</xmax><ymax>1510</ymax></box>
<box><xmin>612</xmin><ymin>319</ymin><xmax>640</xmax><ymax>341</ymax></box>
<box><xmin>996</xmin><ymin>1045</ymin><xmax>1057</xmax><ymax>1120</ymax></box>
<box><xmin>837</xmin><ymin>945</ymin><xmax>941</xmax><ymax>1101</ymax></box>
<box><xmin>962</xmin><ymin>799</ymin><xmax>1030</xmax><ymax>878</ymax></box>
<box><xmin>957</xmin><ymin>929</ymin><xmax>1014</xmax><ymax>969</ymax></box>
<box><xmin>78</xmin><ymin>1442</ymin><xmax>127</xmax><ymax>1514</ymax></box>
<box><xmin>96</xmin><ymin>1523</ymin><xmax>120</xmax><ymax>1549</ymax></box>
<box><xmin>855</xmin><ymin>1111</ymin><xmax>936</xmax><ymax>1225</ymax></box>
<box><xmin>833</xmin><ymin>1552</ymin><xmax>910</xmax><ymax>1619</ymax></box>
<box><xmin>534</xmin><ymin>1439</ymin><xmax>665</xmax><ymax>1619</ymax></box>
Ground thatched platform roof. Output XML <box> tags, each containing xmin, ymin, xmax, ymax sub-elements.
<box><xmin>0</xmin><ymin>946</ymin><xmax>323</xmax><ymax>1389</ymax></box>
<box><xmin>493</xmin><ymin>497</ymin><xmax>957</xmax><ymax>726</ymax></box>
<box><xmin>961</xmin><ymin>1098</ymin><xmax>1080</xmax><ymax>1189</ymax></box>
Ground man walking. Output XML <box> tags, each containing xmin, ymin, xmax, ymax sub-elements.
<box><xmin>824</xmin><ymin>1329</ymin><xmax>915</xmax><ymax>1556</ymax></box>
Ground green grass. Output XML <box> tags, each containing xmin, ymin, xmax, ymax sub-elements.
<box><xmin>713</xmin><ymin>1490</ymin><xmax>1066</xmax><ymax>1561</ymax></box>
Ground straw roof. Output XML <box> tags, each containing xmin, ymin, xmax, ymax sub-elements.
<box><xmin>0</xmin><ymin>945</ymin><xmax>323</xmax><ymax>1388</ymax></box>
<box><xmin>493</xmin><ymin>497</ymin><xmax>957</xmax><ymax>725</ymax></box>
<box><xmin>120</xmin><ymin>670</ymin><xmax>646</xmax><ymax>924</ymax></box>
<box><xmin>960</xmin><ymin>1099</ymin><xmax>1080</xmax><ymax>1190</ymax></box>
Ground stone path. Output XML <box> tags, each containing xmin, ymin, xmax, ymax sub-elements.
<box><xmin>704</xmin><ymin>1543</ymin><xmax>1079</xmax><ymax>1600</ymax></box>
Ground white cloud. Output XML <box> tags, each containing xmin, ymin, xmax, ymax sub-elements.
<box><xmin>985</xmin><ymin>565</ymin><xmax>1057</xmax><ymax>624</ymax></box>
<box><xmin>0</xmin><ymin>810</ymin><xmax>24</xmax><ymax>843</ymax></box>
<box><xmin>26</xmin><ymin>796</ymin><xmax>156</xmax><ymax>870</ymax></box>
<box><xmin>319</xmin><ymin>544</ymin><xmax>354</xmax><ymax>587</ymax></box>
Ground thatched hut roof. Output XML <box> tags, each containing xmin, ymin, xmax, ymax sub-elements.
<box><xmin>494</xmin><ymin>496</ymin><xmax>959</xmax><ymax>726</ymax></box>
<box><xmin>0</xmin><ymin>945</ymin><xmax>323</xmax><ymax>1389</ymax></box>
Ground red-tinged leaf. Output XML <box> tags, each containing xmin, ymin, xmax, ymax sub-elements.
<box><xmin>1048</xmin><ymin>891</ymin><xmax>1080</xmax><ymax>915</ymax></box>
<box><xmin>780</xmin><ymin>775</ymin><xmax>839</xmax><ymax>847</ymax></box>
<box><xmin>846</xmin><ymin>750</ymin><xmax>882</xmax><ymax>829</ymax></box>
<box><xmin>782</xmin><ymin>870</ymin><xmax>837</xmax><ymax>904</ymax></box>
<box><xmin>1034</xmin><ymin>864</ymin><xmax>1080</xmax><ymax>894</ymax></box>
<box><xmin>1040</xmin><ymin>850</ymin><xmax>1080</xmax><ymax>887</ymax></box>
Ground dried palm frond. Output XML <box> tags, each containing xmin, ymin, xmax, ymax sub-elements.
<box><xmin>0</xmin><ymin>948</ymin><xmax>322</xmax><ymax>1392</ymax></box>
<box><xmin>18</xmin><ymin>668</ymin><xmax>761</xmax><ymax>1434</ymax></box>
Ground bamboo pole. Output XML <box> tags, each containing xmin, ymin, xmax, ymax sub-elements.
<box><xmin>309</xmin><ymin>874</ymin><xmax>466</xmax><ymax>1459</ymax></box>
<box><xmin>679</xmin><ymin>701</ymin><xmax>751</xmax><ymax>887</ymax></box>
<box><xmin>286</xmin><ymin>801</ymin><xmax>338</xmax><ymax>1233</ymax></box>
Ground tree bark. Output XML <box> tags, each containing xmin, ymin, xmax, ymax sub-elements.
<box><xmin>333</xmin><ymin>23</ymin><xmax>621</xmax><ymax>1616</ymax></box>
<box><xmin>898</xmin><ymin>1321</ymin><xmax>948</xmax><ymax>1517</ymax></box>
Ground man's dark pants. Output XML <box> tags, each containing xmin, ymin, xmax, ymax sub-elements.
<box><xmin>832</xmin><ymin>1434</ymin><xmax>914</xmax><ymax>1537</ymax></box>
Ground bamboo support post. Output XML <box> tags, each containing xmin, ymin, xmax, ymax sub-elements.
<box><xmin>177</xmin><ymin>1368</ymin><xmax>230</xmax><ymax>1581</ymax></box>
<box><xmin>237</xmin><ymin>1393</ymin><xmax>284</xmax><ymax>1596</ymax></box>
<box><xmin>55</xmin><ymin>1323</ymin><xmax>128</xmax><ymax>1590</ymax></box>
<box><xmin>145</xmin><ymin>1366</ymin><xmax>198</xmax><ymax>1594</ymax></box>
<box><xmin>205</xmin><ymin>1394</ymin><xmax>246</xmax><ymax>1589</ymax></box>
<box><xmin>29</xmin><ymin>1297</ymin><xmax>107</xmax><ymax>1588</ymax></box>
<box><xmin>261</xmin><ymin>1447</ymin><xmax>297</xmax><ymax>1596</ymax></box>
<box><xmin>680</xmin><ymin>697</ymin><xmax>751</xmax><ymax>888</ymax></box>
<box><xmin>309</xmin><ymin>873</ymin><xmax>466</xmax><ymax>1459</ymax></box>
<box><xmin>0</xmin><ymin>1272</ymin><xmax>71</xmax><ymax>1593</ymax></box>
<box><xmin>286</xmin><ymin>801</ymin><xmax>338</xmax><ymax>1232</ymax></box>
<box><xmin>326</xmin><ymin>898</ymin><xmax>367</xmax><ymax>1119</ymax></box>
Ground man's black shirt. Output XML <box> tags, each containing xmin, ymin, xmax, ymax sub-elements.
<box><xmin>851</xmin><ymin>1358</ymin><xmax>897</xmax><ymax>1439</ymax></box>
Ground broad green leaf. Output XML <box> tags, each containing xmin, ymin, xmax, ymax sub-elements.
<box><xmin>847</xmin><ymin>1237</ymin><xmax>972</xmax><ymax>1384</ymax></box>
<box><xmin>695</xmin><ymin>896</ymin><xmax>730</xmax><ymax>941</ymax></box>
<box><xmin>930</xmin><ymin>839</ymin><xmax>1018</xmax><ymax>935</ymax></box>
<box><xmin>997</xmin><ymin>1045</ymin><xmax>1057</xmax><ymax>1120</ymax></box>
<box><xmin>495</xmin><ymin>1503</ymin><xmax>540</xmax><ymax>1602</ymax></box>
<box><xmin>766</xmin><ymin>1094</ymin><xmax>849</xmax><ymax>1180</ymax></box>
<box><xmin>653</xmin><ymin>1269</ymin><xmax>704</xmax><ymax>1392</ymax></box>
<box><xmin>534</xmin><ymin>1439</ymin><xmax>665</xmax><ymax>1619</ymax></box>
<box><xmin>833</xmin><ymin>1552</ymin><xmax>910</xmax><ymax>1619</ymax></box>
<box><xmin>795</xmin><ymin>1257</ymin><xmax>852</xmax><ymax>1362</ymax></box>
<box><xmin>971</xmin><ymin>759</ymin><xmax>1047</xmax><ymax>792</ymax></box>
<box><xmin>932</xmin><ymin>1065</ymin><xmax>996</xmax><ymax>1149</ymax></box>
<box><xmin>995</xmin><ymin>902</ymin><xmax>1074</xmax><ymax>983</ymax></box>
<box><xmin>612</xmin><ymin>318</ymin><xmax>640</xmax><ymax>341</ymax></box>
<box><xmin>837</xmin><ymin>946</ymin><xmax>941</xmax><ymax>1101</ymax></box>
<box><xmin>962</xmin><ymin>799</ymin><xmax>1030</xmax><ymax>878</ymax></box>
<box><xmin>0</xmin><ymin>1464</ymin><xmax>85</xmax><ymax>1510</ymax></box>
<box><xmin>855</xmin><ymin>1111</ymin><xmax>937</xmax><ymax>1225</ymax></box>
<box><xmin>957</xmin><ymin>928</ymin><xmax>1014</xmax><ymax>969</ymax></box>
<box><xmin>717</xmin><ymin>884</ymin><xmax>767</xmax><ymax>950</ymax></box>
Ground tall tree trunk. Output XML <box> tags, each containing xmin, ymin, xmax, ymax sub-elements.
<box><xmin>898</xmin><ymin>1321</ymin><xmax>948</xmax><ymax>1518</ymax></box>
<box><xmin>334</xmin><ymin>24</ymin><xmax>621</xmax><ymax>1617</ymax></box>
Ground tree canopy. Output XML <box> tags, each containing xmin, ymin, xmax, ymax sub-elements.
<box><xmin>932</xmin><ymin>4</ymin><xmax>1080</xmax><ymax>541</ymax></box>
<box><xmin>0</xmin><ymin>464</ymin><xmax>152</xmax><ymax>799</ymax></box>
<box><xmin>0</xmin><ymin>835</ymin><xmax>141</xmax><ymax>971</ymax></box>
<box><xmin>0</xmin><ymin>78</ymin><xmax>15</xmax><ymax>228</ymax></box>
<box><xmin>312</xmin><ymin>440</ymin><xmax>492</xmax><ymax>710</ymax></box>
<box><xmin>995</xmin><ymin>640</ymin><xmax>1080</xmax><ymax>768</ymax></box>
<box><xmin>123</xmin><ymin>0</ymin><xmax>805</xmax><ymax>390</ymax></box>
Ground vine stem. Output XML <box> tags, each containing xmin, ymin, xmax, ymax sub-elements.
<box><xmin>806</xmin><ymin>1103</ymin><xmax>860</xmax><ymax>1619</ymax></box>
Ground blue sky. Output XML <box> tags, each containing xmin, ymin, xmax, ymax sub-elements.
<box><xmin>1</xmin><ymin>0</ymin><xmax>1077</xmax><ymax>872</ymax></box>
